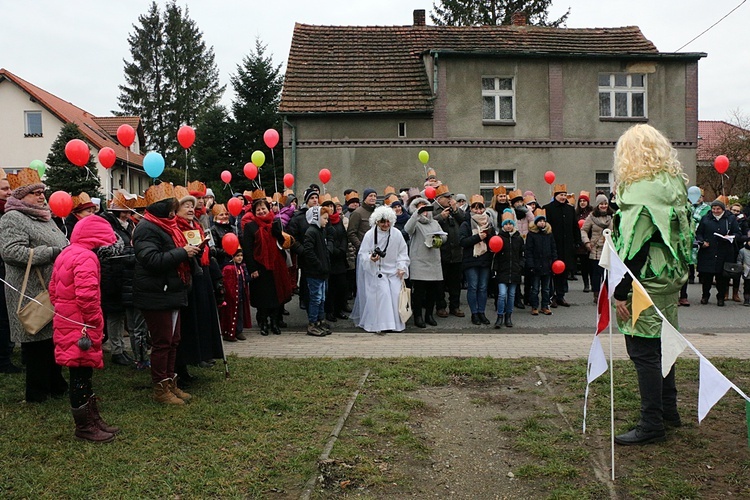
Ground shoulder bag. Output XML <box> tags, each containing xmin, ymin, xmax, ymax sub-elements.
<box><xmin>398</xmin><ymin>278</ymin><xmax>412</xmax><ymax>323</ymax></box>
<box><xmin>16</xmin><ymin>248</ymin><xmax>55</xmax><ymax>335</ymax></box>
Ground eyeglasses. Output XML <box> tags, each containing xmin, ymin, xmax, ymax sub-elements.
<box><xmin>30</xmin><ymin>189</ymin><xmax>45</xmax><ymax>196</ymax></box>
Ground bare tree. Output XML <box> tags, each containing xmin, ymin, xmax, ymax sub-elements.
<box><xmin>697</xmin><ymin>110</ymin><xmax>750</xmax><ymax>200</ymax></box>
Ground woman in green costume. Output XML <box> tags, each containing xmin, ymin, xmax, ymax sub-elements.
<box><xmin>611</xmin><ymin>124</ymin><xmax>693</xmax><ymax>445</ymax></box>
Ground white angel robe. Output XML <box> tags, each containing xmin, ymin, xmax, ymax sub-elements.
<box><xmin>349</xmin><ymin>226</ymin><xmax>410</xmax><ymax>333</ymax></box>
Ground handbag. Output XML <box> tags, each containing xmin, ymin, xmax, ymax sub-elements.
<box><xmin>723</xmin><ymin>262</ymin><xmax>743</xmax><ymax>279</ymax></box>
<box><xmin>16</xmin><ymin>248</ymin><xmax>55</xmax><ymax>335</ymax></box>
<box><xmin>398</xmin><ymin>278</ymin><xmax>412</xmax><ymax>323</ymax></box>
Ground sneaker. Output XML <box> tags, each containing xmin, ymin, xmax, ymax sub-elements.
<box><xmin>614</xmin><ymin>426</ymin><xmax>666</xmax><ymax>445</ymax></box>
<box><xmin>531</xmin><ymin>308</ymin><xmax>539</xmax><ymax>316</ymax></box>
<box><xmin>306</xmin><ymin>323</ymin><xmax>325</xmax><ymax>337</ymax></box>
<box><xmin>317</xmin><ymin>321</ymin><xmax>333</xmax><ymax>336</ymax></box>
<box><xmin>541</xmin><ymin>308</ymin><xmax>552</xmax><ymax>315</ymax></box>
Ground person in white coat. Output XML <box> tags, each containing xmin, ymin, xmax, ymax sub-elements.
<box><xmin>350</xmin><ymin>206</ymin><xmax>410</xmax><ymax>334</ymax></box>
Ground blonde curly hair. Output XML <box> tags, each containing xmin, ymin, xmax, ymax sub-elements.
<box><xmin>613</xmin><ymin>124</ymin><xmax>687</xmax><ymax>187</ymax></box>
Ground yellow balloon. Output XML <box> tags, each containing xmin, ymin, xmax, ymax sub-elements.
<box><xmin>418</xmin><ymin>150</ymin><xmax>429</xmax><ymax>164</ymax></box>
<box><xmin>251</xmin><ymin>150</ymin><xmax>265</xmax><ymax>167</ymax></box>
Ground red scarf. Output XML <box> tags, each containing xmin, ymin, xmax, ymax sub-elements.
<box><xmin>143</xmin><ymin>212</ymin><xmax>192</xmax><ymax>284</ymax></box>
<box><xmin>194</xmin><ymin>206</ymin><xmax>207</xmax><ymax>218</ymax></box>
<box><xmin>175</xmin><ymin>216</ymin><xmax>210</xmax><ymax>267</ymax></box>
<box><xmin>329</xmin><ymin>212</ymin><xmax>341</xmax><ymax>225</ymax></box>
<box><xmin>242</xmin><ymin>210</ymin><xmax>292</xmax><ymax>303</ymax></box>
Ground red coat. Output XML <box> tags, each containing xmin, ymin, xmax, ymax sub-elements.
<box><xmin>220</xmin><ymin>262</ymin><xmax>252</xmax><ymax>336</ymax></box>
<box><xmin>50</xmin><ymin>215</ymin><xmax>116</xmax><ymax>369</ymax></box>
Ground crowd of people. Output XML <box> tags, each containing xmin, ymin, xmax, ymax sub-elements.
<box><xmin>0</xmin><ymin>124</ymin><xmax>747</xmax><ymax>446</ymax></box>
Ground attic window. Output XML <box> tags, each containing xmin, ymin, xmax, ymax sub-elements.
<box><xmin>398</xmin><ymin>122</ymin><xmax>406</xmax><ymax>137</ymax></box>
<box><xmin>598</xmin><ymin>73</ymin><xmax>647</xmax><ymax>120</ymax></box>
<box><xmin>24</xmin><ymin>111</ymin><xmax>42</xmax><ymax>137</ymax></box>
<box><xmin>482</xmin><ymin>77</ymin><xmax>515</xmax><ymax>124</ymax></box>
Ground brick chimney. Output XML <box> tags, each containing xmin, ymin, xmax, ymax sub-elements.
<box><xmin>413</xmin><ymin>9</ymin><xmax>426</xmax><ymax>26</ymax></box>
<box><xmin>511</xmin><ymin>11</ymin><xmax>526</xmax><ymax>26</ymax></box>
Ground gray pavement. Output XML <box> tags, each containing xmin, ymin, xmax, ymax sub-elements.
<box><xmin>223</xmin><ymin>283</ymin><xmax>750</xmax><ymax>359</ymax></box>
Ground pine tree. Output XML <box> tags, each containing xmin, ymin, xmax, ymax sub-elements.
<box><xmin>44</xmin><ymin>123</ymin><xmax>103</xmax><ymax>198</ymax></box>
<box><xmin>431</xmin><ymin>0</ymin><xmax>569</xmax><ymax>27</ymax></box>
<box><xmin>191</xmin><ymin>105</ymin><xmax>241</xmax><ymax>203</ymax></box>
<box><xmin>230</xmin><ymin>39</ymin><xmax>284</xmax><ymax>194</ymax></box>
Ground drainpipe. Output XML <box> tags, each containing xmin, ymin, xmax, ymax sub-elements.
<box><xmin>283</xmin><ymin>116</ymin><xmax>297</xmax><ymax>192</ymax></box>
<box><xmin>432</xmin><ymin>51</ymin><xmax>439</xmax><ymax>95</ymax></box>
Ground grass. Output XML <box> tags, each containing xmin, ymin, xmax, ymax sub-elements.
<box><xmin>1</xmin><ymin>353</ymin><xmax>749</xmax><ymax>498</ymax></box>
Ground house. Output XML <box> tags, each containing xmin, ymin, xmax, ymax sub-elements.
<box><xmin>0</xmin><ymin>68</ymin><xmax>151</xmax><ymax>196</ymax></box>
<box><xmin>279</xmin><ymin>10</ymin><xmax>705</xmax><ymax>202</ymax></box>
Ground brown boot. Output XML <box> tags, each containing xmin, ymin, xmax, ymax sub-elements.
<box><xmin>72</xmin><ymin>403</ymin><xmax>115</xmax><ymax>443</ymax></box>
<box><xmin>168</xmin><ymin>376</ymin><xmax>192</xmax><ymax>402</ymax></box>
<box><xmin>89</xmin><ymin>395</ymin><xmax>120</xmax><ymax>434</ymax></box>
<box><xmin>153</xmin><ymin>379</ymin><xmax>185</xmax><ymax>405</ymax></box>
<box><xmin>733</xmin><ymin>290</ymin><xmax>742</xmax><ymax>302</ymax></box>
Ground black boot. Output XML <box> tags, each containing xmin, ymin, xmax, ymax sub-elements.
<box><xmin>744</xmin><ymin>294</ymin><xmax>750</xmax><ymax>306</ymax></box>
<box><xmin>494</xmin><ymin>314</ymin><xmax>504</xmax><ymax>329</ymax></box>
<box><xmin>269</xmin><ymin>317</ymin><xmax>281</xmax><ymax>335</ymax></box>
<box><xmin>259</xmin><ymin>318</ymin><xmax>269</xmax><ymax>336</ymax></box>
<box><xmin>478</xmin><ymin>313</ymin><xmax>490</xmax><ymax>325</ymax></box>
<box><xmin>504</xmin><ymin>313</ymin><xmax>513</xmax><ymax>328</ymax></box>
<box><xmin>424</xmin><ymin>312</ymin><xmax>437</xmax><ymax>326</ymax></box>
<box><xmin>414</xmin><ymin>314</ymin><xmax>426</xmax><ymax>328</ymax></box>
<box><xmin>326</xmin><ymin>312</ymin><xmax>338</xmax><ymax>323</ymax></box>
<box><xmin>471</xmin><ymin>313</ymin><xmax>481</xmax><ymax>325</ymax></box>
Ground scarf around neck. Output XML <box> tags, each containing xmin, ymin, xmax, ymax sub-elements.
<box><xmin>243</xmin><ymin>210</ymin><xmax>293</xmax><ymax>304</ymax></box>
<box><xmin>4</xmin><ymin>196</ymin><xmax>51</xmax><ymax>221</ymax></box>
<box><xmin>143</xmin><ymin>211</ymin><xmax>191</xmax><ymax>283</ymax></box>
<box><xmin>176</xmin><ymin>216</ymin><xmax>210</xmax><ymax>267</ymax></box>
<box><xmin>470</xmin><ymin>212</ymin><xmax>490</xmax><ymax>257</ymax></box>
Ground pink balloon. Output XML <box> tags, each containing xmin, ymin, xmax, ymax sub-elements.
<box><xmin>221</xmin><ymin>170</ymin><xmax>232</xmax><ymax>184</ymax></box>
<box><xmin>319</xmin><ymin>168</ymin><xmax>331</xmax><ymax>184</ymax></box>
<box><xmin>283</xmin><ymin>173</ymin><xmax>294</xmax><ymax>188</ymax></box>
<box><xmin>227</xmin><ymin>197</ymin><xmax>243</xmax><ymax>217</ymax></box>
<box><xmin>243</xmin><ymin>163</ymin><xmax>258</xmax><ymax>180</ymax></box>
<box><xmin>552</xmin><ymin>260</ymin><xmax>566</xmax><ymax>275</ymax></box>
<box><xmin>49</xmin><ymin>191</ymin><xmax>73</xmax><ymax>218</ymax></box>
<box><xmin>98</xmin><ymin>147</ymin><xmax>116</xmax><ymax>169</ymax></box>
<box><xmin>488</xmin><ymin>235</ymin><xmax>504</xmax><ymax>253</ymax></box>
<box><xmin>263</xmin><ymin>129</ymin><xmax>280</xmax><ymax>149</ymax></box>
<box><xmin>424</xmin><ymin>186</ymin><xmax>436</xmax><ymax>199</ymax></box>
<box><xmin>714</xmin><ymin>155</ymin><xmax>729</xmax><ymax>174</ymax></box>
<box><xmin>116</xmin><ymin>124</ymin><xmax>135</xmax><ymax>147</ymax></box>
<box><xmin>544</xmin><ymin>171</ymin><xmax>556</xmax><ymax>185</ymax></box>
<box><xmin>222</xmin><ymin>233</ymin><xmax>240</xmax><ymax>255</ymax></box>
<box><xmin>177</xmin><ymin>125</ymin><xmax>196</xmax><ymax>149</ymax></box>
<box><xmin>64</xmin><ymin>139</ymin><xmax>90</xmax><ymax>167</ymax></box>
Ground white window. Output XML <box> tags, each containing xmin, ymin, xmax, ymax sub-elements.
<box><xmin>482</xmin><ymin>77</ymin><xmax>515</xmax><ymax>122</ymax></box>
<box><xmin>25</xmin><ymin>111</ymin><xmax>42</xmax><ymax>137</ymax></box>
<box><xmin>595</xmin><ymin>171</ymin><xmax>612</xmax><ymax>198</ymax></box>
<box><xmin>479</xmin><ymin>169</ymin><xmax>515</xmax><ymax>203</ymax></box>
<box><xmin>598</xmin><ymin>74</ymin><xmax>647</xmax><ymax>119</ymax></box>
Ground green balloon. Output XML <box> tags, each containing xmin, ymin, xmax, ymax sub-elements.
<box><xmin>418</xmin><ymin>150</ymin><xmax>429</xmax><ymax>164</ymax></box>
<box><xmin>37</xmin><ymin>164</ymin><xmax>46</xmax><ymax>177</ymax></box>
<box><xmin>29</xmin><ymin>159</ymin><xmax>44</xmax><ymax>170</ymax></box>
<box><xmin>251</xmin><ymin>150</ymin><xmax>266</xmax><ymax>167</ymax></box>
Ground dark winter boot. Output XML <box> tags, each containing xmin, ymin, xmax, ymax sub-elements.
<box><xmin>478</xmin><ymin>313</ymin><xmax>491</xmax><ymax>325</ymax></box>
<box><xmin>744</xmin><ymin>294</ymin><xmax>750</xmax><ymax>306</ymax></box>
<box><xmin>494</xmin><ymin>314</ymin><xmax>504</xmax><ymax>329</ymax></box>
<box><xmin>424</xmin><ymin>312</ymin><xmax>437</xmax><ymax>326</ymax></box>
<box><xmin>414</xmin><ymin>314</ymin><xmax>426</xmax><ymax>328</ymax></box>
<box><xmin>72</xmin><ymin>402</ymin><xmax>115</xmax><ymax>443</ymax></box>
<box><xmin>504</xmin><ymin>313</ymin><xmax>513</xmax><ymax>328</ymax></box>
<box><xmin>471</xmin><ymin>313</ymin><xmax>481</xmax><ymax>325</ymax></box>
<box><xmin>88</xmin><ymin>395</ymin><xmax>120</xmax><ymax>435</ymax></box>
<box><xmin>259</xmin><ymin>318</ymin><xmax>270</xmax><ymax>336</ymax></box>
<box><xmin>269</xmin><ymin>317</ymin><xmax>282</xmax><ymax>335</ymax></box>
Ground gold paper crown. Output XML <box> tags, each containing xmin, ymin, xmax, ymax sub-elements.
<box><xmin>332</xmin><ymin>197</ymin><xmax>341</xmax><ymax>205</ymax></box>
<box><xmin>72</xmin><ymin>192</ymin><xmax>92</xmax><ymax>209</ymax></box>
<box><xmin>173</xmin><ymin>186</ymin><xmax>192</xmax><ymax>203</ymax></box>
<box><xmin>211</xmin><ymin>203</ymin><xmax>227</xmax><ymax>216</ymax></box>
<box><xmin>579</xmin><ymin>190</ymin><xmax>590</xmax><ymax>200</ymax></box>
<box><xmin>384</xmin><ymin>185</ymin><xmax>396</xmax><ymax>196</ymax></box>
<box><xmin>187</xmin><ymin>180</ymin><xmax>207</xmax><ymax>197</ymax></box>
<box><xmin>144</xmin><ymin>182</ymin><xmax>175</xmax><ymax>206</ymax></box>
<box><xmin>134</xmin><ymin>195</ymin><xmax>148</xmax><ymax>209</ymax></box>
<box><xmin>534</xmin><ymin>208</ymin><xmax>546</xmax><ymax>219</ymax></box>
<box><xmin>717</xmin><ymin>195</ymin><xmax>730</xmax><ymax>206</ymax></box>
<box><xmin>251</xmin><ymin>189</ymin><xmax>267</xmax><ymax>200</ymax></box>
<box><xmin>272</xmin><ymin>192</ymin><xmax>286</xmax><ymax>205</ymax></box>
<box><xmin>243</xmin><ymin>190</ymin><xmax>254</xmax><ymax>201</ymax></box>
<box><xmin>345</xmin><ymin>191</ymin><xmax>359</xmax><ymax>203</ymax></box>
<box><xmin>469</xmin><ymin>194</ymin><xmax>485</xmax><ymax>206</ymax></box>
<box><xmin>384</xmin><ymin>193</ymin><xmax>399</xmax><ymax>205</ymax></box>
<box><xmin>7</xmin><ymin>168</ymin><xmax>41</xmax><ymax>190</ymax></box>
<box><xmin>566</xmin><ymin>193</ymin><xmax>576</xmax><ymax>204</ymax></box>
<box><xmin>508</xmin><ymin>189</ymin><xmax>523</xmax><ymax>201</ymax></box>
<box><xmin>111</xmin><ymin>189</ymin><xmax>137</xmax><ymax>210</ymax></box>
<box><xmin>319</xmin><ymin>193</ymin><xmax>332</xmax><ymax>204</ymax></box>
<box><xmin>501</xmin><ymin>210</ymin><xmax>515</xmax><ymax>223</ymax></box>
<box><xmin>552</xmin><ymin>183</ymin><xmax>567</xmax><ymax>194</ymax></box>
<box><xmin>523</xmin><ymin>195</ymin><xmax>536</xmax><ymax>205</ymax></box>
<box><xmin>283</xmin><ymin>188</ymin><xmax>295</xmax><ymax>197</ymax></box>
<box><xmin>435</xmin><ymin>184</ymin><xmax>451</xmax><ymax>197</ymax></box>
<box><xmin>426</xmin><ymin>168</ymin><xmax>437</xmax><ymax>179</ymax></box>
<box><xmin>493</xmin><ymin>186</ymin><xmax>507</xmax><ymax>196</ymax></box>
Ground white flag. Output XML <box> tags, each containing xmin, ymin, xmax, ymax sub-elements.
<box><xmin>661</xmin><ymin>320</ymin><xmax>688</xmax><ymax>378</ymax></box>
<box><xmin>583</xmin><ymin>335</ymin><xmax>609</xmax><ymax>433</ymax></box>
<box><xmin>601</xmin><ymin>241</ymin><xmax>628</xmax><ymax>299</ymax></box>
<box><xmin>698</xmin><ymin>356</ymin><xmax>733</xmax><ymax>423</ymax></box>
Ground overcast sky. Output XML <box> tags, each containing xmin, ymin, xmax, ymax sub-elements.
<box><xmin>1</xmin><ymin>0</ymin><xmax>747</xmax><ymax>121</ymax></box>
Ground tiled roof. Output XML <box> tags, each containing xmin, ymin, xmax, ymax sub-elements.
<box><xmin>92</xmin><ymin>116</ymin><xmax>144</xmax><ymax>142</ymax></box>
<box><xmin>280</xmin><ymin>24</ymin><xmax>659</xmax><ymax>114</ymax></box>
<box><xmin>698</xmin><ymin>120</ymin><xmax>750</xmax><ymax>162</ymax></box>
<box><xmin>0</xmin><ymin>68</ymin><xmax>144</xmax><ymax>167</ymax></box>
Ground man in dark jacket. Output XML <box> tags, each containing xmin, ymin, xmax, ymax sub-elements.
<box><xmin>433</xmin><ymin>185</ymin><xmax>466</xmax><ymax>317</ymax></box>
<box><xmin>303</xmin><ymin>206</ymin><xmax>331</xmax><ymax>336</ymax></box>
<box><xmin>543</xmin><ymin>183</ymin><xmax>581</xmax><ymax>307</ymax></box>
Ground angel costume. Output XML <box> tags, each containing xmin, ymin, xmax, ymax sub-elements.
<box><xmin>350</xmin><ymin>207</ymin><xmax>410</xmax><ymax>333</ymax></box>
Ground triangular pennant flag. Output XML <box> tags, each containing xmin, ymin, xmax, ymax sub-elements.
<box><xmin>583</xmin><ymin>335</ymin><xmax>609</xmax><ymax>433</ymax></box>
<box><xmin>661</xmin><ymin>320</ymin><xmax>688</xmax><ymax>378</ymax></box>
<box><xmin>596</xmin><ymin>281</ymin><xmax>610</xmax><ymax>335</ymax></box>
<box><xmin>601</xmin><ymin>241</ymin><xmax>627</xmax><ymax>298</ymax></box>
<box><xmin>631</xmin><ymin>281</ymin><xmax>653</xmax><ymax>326</ymax></box>
<box><xmin>698</xmin><ymin>356</ymin><xmax>733</xmax><ymax>423</ymax></box>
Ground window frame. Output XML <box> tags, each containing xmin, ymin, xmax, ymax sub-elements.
<box><xmin>397</xmin><ymin>122</ymin><xmax>406</xmax><ymax>137</ymax></box>
<box><xmin>595</xmin><ymin>170</ymin><xmax>613</xmax><ymax>199</ymax></box>
<box><xmin>481</xmin><ymin>76</ymin><xmax>516</xmax><ymax>125</ymax></box>
<box><xmin>598</xmin><ymin>73</ymin><xmax>648</xmax><ymax>121</ymax></box>
<box><xmin>24</xmin><ymin>111</ymin><xmax>43</xmax><ymax>137</ymax></box>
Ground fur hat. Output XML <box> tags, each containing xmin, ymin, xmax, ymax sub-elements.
<box><xmin>369</xmin><ymin>205</ymin><xmax>397</xmax><ymax>226</ymax></box>
<box><xmin>493</xmin><ymin>186</ymin><xmax>507</xmax><ymax>196</ymax></box>
<box><xmin>306</xmin><ymin>205</ymin><xmax>324</xmax><ymax>227</ymax></box>
<box><xmin>144</xmin><ymin>183</ymin><xmax>175</xmax><ymax>206</ymax></box>
<box><xmin>469</xmin><ymin>194</ymin><xmax>485</xmax><ymax>207</ymax></box>
<box><xmin>553</xmin><ymin>183</ymin><xmax>567</xmax><ymax>195</ymax></box>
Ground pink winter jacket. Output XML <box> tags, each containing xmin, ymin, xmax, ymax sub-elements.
<box><xmin>50</xmin><ymin>215</ymin><xmax>116</xmax><ymax>369</ymax></box>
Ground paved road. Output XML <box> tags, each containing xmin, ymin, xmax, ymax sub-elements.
<box><xmin>222</xmin><ymin>283</ymin><xmax>750</xmax><ymax>359</ymax></box>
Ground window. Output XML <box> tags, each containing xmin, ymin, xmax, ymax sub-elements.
<box><xmin>25</xmin><ymin>111</ymin><xmax>42</xmax><ymax>137</ymax></box>
<box><xmin>479</xmin><ymin>169</ymin><xmax>515</xmax><ymax>203</ymax></box>
<box><xmin>595</xmin><ymin>171</ymin><xmax>612</xmax><ymax>198</ymax></box>
<box><xmin>398</xmin><ymin>122</ymin><xmax>406</xmax><ymax>137</ymax></box>
<box><xmin>482</xmin><ymin>77</ymin><xmax>515</xmax><ymax>122</ymax></box>
<box><xmin>599</xmin><ymin>74</ymin><xmax>646</xmax><ymax>119</ymax></box>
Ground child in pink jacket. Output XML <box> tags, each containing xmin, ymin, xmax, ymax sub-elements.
<box><xmin>49</xmin><ymin>214</ymin><xmax>118</xmax><ymax>443</ymax></box>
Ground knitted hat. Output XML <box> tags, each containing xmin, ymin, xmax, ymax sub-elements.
<box><xmin>306</xmin><ymin>205</ymin><xmax>323</xmax><ymax>227</ymax></box>
<box><xmin>579</xmin><ymin>190</ymin><xmax>590</xmax><ymax>202</ymax></box>
<box><xmin>493</xmin><ymin>186</ymin><xmax>507</xmax><ymax>196</ymax></box>
<box><xmin>455</xmin><ymin>194</ymin><xmax>467</xmax><ymax>203</ymax></box>
<box><xmin>303</xmin><ymin>187</ymin><xmax>319</xmax><ymax>204</ymax></box>
<box><xmin>205</xmin><ymin>188</ymin><xmax>215</xmax><ymax>199</ymax></box>
<box><xmin>389</xmin><ymin>200</ymin><xmax>403</xmax><ymax>209</ymax></box>
<box><xmin>595</xmin><ymin>194</ymin><xmax>608</xmax><ymax>206</ymax></box>
<box><xmin>8</xmin><ymin>168</ymin><xmax>45</xmax><ymax>199</ymax></box>
<box><xmin>534</xmin><ymin>208</ymin><xmax>547</xmax><ymax>222</ymax></box>
<box><xmin>501</xmin><ymin>208</ymin><xmax>516</xmax><ymax>226</ymax></box>
<box><xmin>363</xmin><ymin>188</ymin><xmax>377</xmax><ymax>200</ymax></box>
<box><xmin>710</xmin><ymin>199</ymin><xmax>726</xmax><ymax>210</ymax></box>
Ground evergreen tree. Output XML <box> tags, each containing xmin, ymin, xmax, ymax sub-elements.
<box><xmin>230</xmin><ymin>39</ymin><xmax>284</xmax><ymax>194</ymax></box>
<box><xmin>431</xmin><ymin>0</ymin><xmax>569</xmax><ymax>27</ymax></box>
<box><xmin>191</xmin><ymin>105</ymin><xmax>241</xmax><ymax>203</ymax></box>
<box><xmin>44</xmin><ymin>123</ymin><xmax>103</xmax><ymax>198</ymax></box>
<box><xmin>117</xmin><ymin>1</ymin><xmax>225</xmax><ymax>169</ymax></box>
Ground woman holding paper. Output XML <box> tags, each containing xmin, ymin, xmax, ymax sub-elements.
<box><xmin>695</xmin><ymin>199</ymin><xmax>741</xmax><ymax>306</ymax></box>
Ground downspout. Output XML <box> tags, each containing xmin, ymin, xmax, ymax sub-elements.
<box><xmin>432</xmin><ymin>51</ymin><xmax>439</xmax><ymax>95</ymax></box>
<box><xmin>283</xmin><ymin>116</ymin><xmax>297</xmax><ymax>192</ymax></box>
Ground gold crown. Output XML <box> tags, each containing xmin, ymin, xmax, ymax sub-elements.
<box><xmin>332</xmin><ymin>196</ymin><xmax>340</xmax><ymax>205</ymax></box>
<box><xmin>384</xmin><ymin>193</ymin><xmax>399</xmax><ymax>205</ymax></box>
<box><xmin>211</xmin><ymin>203</ymin><xmax>227</xmax><ymax>216</ymax></box>
<box><xmin>144</xmin><ymin>182</ymin><xmax>175</xmax><ymax>206</ymax></box>
<box><xmin>435</xmin><ymin>184</ymin><xmax>451</xmax><ymax>197</ymax></box>
<box><xmin>579</xmin><ymin>190</ymin><xmax>590</xmax><ymax>200</ymax></box>
<box><xmin>426</xmin><ymin>168</ymin><xmax>436</xmax><ymax>179</ymax></box>
<box><xmin>345</xmin><ymin>191</ymin><xmax>359</xmax><ymax>202</ymax></box>
<box><xmin>251</xmin><ymin>189</ymin><xmax>266</xmax><ymax>200</ymax></box>
<box><xmin>469</xmin><ymin>194</ymin><xmax>485</xmax><ymax>206</ymax></box>
<box><xmin>552</xmin><ymin>183</ymin><xmax>567</xmax><ymax>194</ymax></box>
<box><xmin>187</xmin><ymin>180</ymin><xmax>206</xmax><ymax>197</ymax></box>
<box><xmin>534</xmin><ymin>208</ymin><xmax>546</xmax><ymax>219</ymax></box>
<box><xmin>111</xmin><ymin>189</ymin><xmax>137</xmax><ymax>210</ymax></box>
<box><xmin>72</xmin><ymin>192</ymin><xmax>92</xmax><ymax>209</ymax></box>
<box><xmin>7</xmin><ymin>168</ymin><xmax>41</xmax><ymax>190</ymax></box>
<box><xmin>523</xmin><ymin>195</ymin><xmax>536</xmax><ymax>205</ymax></box>
<box><xmin>283</xmin><ymin>188</ymin><xmax>295</xmax><ymax>197</ymax></box>
<box><xmin>173</xmin><ymin>186</ymin><xmax>192</xmax><ymax>203</ymax></box>
<box><xmin>501</xmin><ymin>210</ymin><xmax>515</xmax><ymax>223</ymax></box>
<box><xmin>383</xmin><ymin>185</ymin><xmax>396</xmax><ymax>196</ymax></box>
<box><xmin>493</xmin><ymin>186</ymin><xmax>507</xmax><ymax>196</ymax></box>
<box><xmin>272</xmin><ymin>192</ymin><xmax>286</xmax><ymax>206</ymax></box>
<box><xmin>319</xmin><ymin>193</ymin><xmax>332</xmax><ymax>204</ymax></box>
<box><xmin>508</xmin><ymin>189</ymin><xmax>523</xmax><ymax>201</ymax></box>
<box><xmin>134</xmin><ymin>195</ymin><xmax>148</xmax><ymax>209</ymax></box>
<box><xmin>566</xmin><ymin>193</ymin><xmax>576</xmax><ymax>203</ymax></box>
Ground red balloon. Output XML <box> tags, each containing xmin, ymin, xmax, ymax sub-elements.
<box><xmin>283</xmin><ymin>173</ymin><xmax>294</xmax><ymax>188</ymax></box>
<box><xmin>714</xmin><ymin>155</ymin><xmax>729</xmax><ymax>174</ymax></box>
<box><xmin>424</xmin><ymin>186</ymin><xmax>436</xmax><ymax>199</ymax></box>
<box><xmin>243</xmin><ymin>162</ymin><xmax>258</xmax><ymax>180</ymax></box>
<box><xmin>177</xmin><ymin>125</ymin><xmax>196</xmax><ymax>149</ymax></box>
<box><xmin>221</xmin><ymin>170</ymin><xmax>232</xmax><ymax>184</ymax></box>
<box><xmin>64</xmin><ymin>139</ymin><xmax>90</xmax><ymax>167</ymax></box>
<box><xmin>263</xmin><ymin>129</ymin><xmax>280</xmax><ymax>149</ymax></box>
<box><xmin>551</xmin><ymin>260</ymin><xmax>566</xmax><ymax>275</ymax></box>
<box><xmin>578</xmin><ymin>219</ymin><xmax>585</xmax><ymax>229</ymax></box>
<box><xmin>227</xmin><ymin>197</ymin><xmax>243</xmax><ymax>217</ymax></box>
<box><xmin>544</xmin><ymin>171</ymin><xmax>556</xmax><ymax>184</ymax></box>
<box><xmin>488</xmin><ymin>235</ymin><xmax>504</xmax><ymax>253</ymax></box>
<box><xmin>318</xmin><ymin>168</ymin><xmax>331</xmax><ymax>184</ymax></box>
<box><xmin>98</xmin><ymin>147</ymin><xmax>116</xmax><ymax>169</ymax></box>
<box><xmin>48</xmin><ymin>191</ymin><xmax>73</xmax><ymax>218</ymax></box>
<box><xmin>116</xmin><ymin>124</ymin><xmax>135</xmax><ymax>147</ymax></box>
<box><xmin>221</xmin><ymin>233</ymin><xmax>240</xmax><ymax>256</ymax></box>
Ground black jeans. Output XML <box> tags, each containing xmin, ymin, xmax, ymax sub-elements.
<box><xmin>436</xmin><ymin>261</ymin><xmax>462</xmax><ymax>311</ymax></box>
<box><xmin>412</xmin><ymin>280</ymin><xmax>438</xmax><ymax>317</ymax></box>
<box><xmin>325</xmin><ymin>272</ymin><xmax>349</xmax><ymax>315</ymax></box>
<box><xmin>700</xmin><ymin>272</ymin><xmax>728</xmax><ymax>300</ymax></box>
<box><xmin>624</xmin><ymin>334</ymin><xmax>678</xmax><ymax>430</ymax></box>
<box><xmin>21</xmin><ymin>338</ymin><xmax>67</xmax><ymax>403</ymax></box>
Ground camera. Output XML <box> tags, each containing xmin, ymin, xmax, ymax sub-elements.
<box><xmin>372</xmin><ymin>247</ymin><xmax>387</xmax><ymax>258</ymax></box>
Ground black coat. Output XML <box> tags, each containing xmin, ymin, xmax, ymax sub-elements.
<box><xmin>210</xmin><ymin>222</ymin><xmax>235</xmax><ymax>268</ymax></box>
<box><xmin>491</xmin><ymin>229</ymin><xmax>524</xmax><ymax>284</ymax></box>
<box><xmin>525</xmin><ymin>223</ymin><xmax>558</xmax><ymax>276</ymax></box>
<box><xmin>286</xmin><ymin>207</ymin><xmax>310</xmax><ymax>262</ymax></box>
<box><xmin>241</xmin><ymin>219</ymin><xmax>287</xmax><ymax>309</ymax></box>
<box><xmin>433</xmin><ymin>201</ymin><xmax>466</xmax><ymax>264</ymax></box>
<box><xmin>132</xmin><ymin>200</ymin><xmax>191</xmax><ymax>311</ymax></box>
<box><xmin>458</xmin><ymin>219</ymin><xmax>495</xmax><ymax>269</ymax></box>
<box><xmin>303</xmin><ymin>224</ymin><xmax>331</xmax><ymax>279</ymax></box>
<box><xmin>695</xmin><ymin>211</ymin><xmax>742</xmax><ymax>274</ymax></box>
<box><xmin>98</xmin><ymin>211</ymin><xmax>136</xmax><ymax>313</ymax></box>
<box><xmin>542</xmin><ymin>199</ymin><xmax>581</xmax><ymax>274</ymax></box>
<box><xmin>325</xmin><ymin>219</ymin><xmax>349</xmax><ymax>275</ymax></box>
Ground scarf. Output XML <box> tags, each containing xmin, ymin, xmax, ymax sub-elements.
<box><xmin>194</xmin><ymin>206</ymin><xmax>206</xmax><ymax>219</ymax></box>
<box><xmin>175</xmin><ymin>216</ymin><xmax>210</xmax><ymax>267</ymax></box>
<box><xmin>4</xmin><ymin>196</ymin><xmax>51</xmax><ymax>221</ymax></box>
<box><xmin>471</xmin><ymin>212</ymin><xmax>490</xmax><ymax>257</ymax></box>
<box><xmin>329</xmin><ymin>212</ymin><xmax>341</xmax><ymax>225</ymax></box>
<box><xmin>243</xmin><ymin>210</ymin><xmax>292</xmax><ymax>304</ymax></box>
<box><xmin>395</xmin><ymin>210</ymin><xmax>409</xmax><ymax>227</ymax></box>
<box><xmin>143</xmin><ymin>211</ymin><xmax>191</xmax><ymax>283</ymax></box>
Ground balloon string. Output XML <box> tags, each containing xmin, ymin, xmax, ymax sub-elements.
<box><xmin>0</xmin><ymin>277</ymin><xmax>94</xmax><ymax>329</ymax></box>
<box><xmin>271</xmin><ymin>149</ymin><xmax>278</xmax><ymax>194</ymax></box>
<box><xmin>184</xmin><ymin>149</ymin><xmax>189</xmax><ymax>186</ymax></box>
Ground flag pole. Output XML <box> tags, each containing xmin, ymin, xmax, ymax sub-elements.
<box><xmin>607</xmin><ymin>265</ymin><xmax>615</xmax><ymax>481</ymax></box>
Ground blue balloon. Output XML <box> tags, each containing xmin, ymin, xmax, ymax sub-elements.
<box><xmin>143</xmin><ymin>152</ymin><xmax>165</xmax><ymax>178</ymax></box>
<box><xmin>687</xmin><ymin>185</ymin><xmax>701</xmax><ymax>204</ymax></box>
